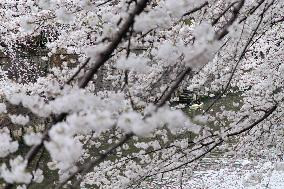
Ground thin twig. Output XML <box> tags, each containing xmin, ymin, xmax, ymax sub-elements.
<box><xmin>65</xmin><ymin>57</ymin><xmax>91</xmax><ymax>85</ymax></box>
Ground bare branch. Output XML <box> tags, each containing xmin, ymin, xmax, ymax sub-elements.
<box><xmin>182</xmin><ymin>1</ymin><xmax>209</xmax><ymax>17</ymax></box>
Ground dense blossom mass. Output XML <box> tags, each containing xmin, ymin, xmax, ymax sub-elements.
<box><xmin>0</xmin><ymin>0</ymin><xmax>283</xmax><ymax>188</ymax></box>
